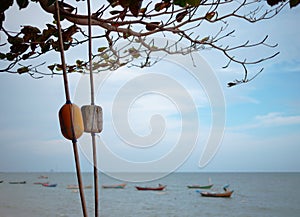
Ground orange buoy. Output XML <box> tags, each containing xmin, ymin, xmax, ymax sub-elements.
<box><xmin>59</xmin><ymin>103</ymin><xmax>84</xmax><ymax>141</ymax></box>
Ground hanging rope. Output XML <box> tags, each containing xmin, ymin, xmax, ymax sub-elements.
<box><xmin>86</xmin><ymin>0</ymin><xmax>99</xmax><ymax>216</ymax></box>
<box><xmin>87</xmin><ymin>0</ymin><xmax>95</xmax><ymax>106</ymax></box>
<box><xmin>55</xmin><ymin>1</ymin><xmax>88</xmax><ymax>217</ymax></box>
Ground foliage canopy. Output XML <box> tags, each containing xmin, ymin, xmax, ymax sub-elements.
<box><xmin>0</xmin><ymin>0</ymin><xmax>299</xmax><ymax>86</ymax></box>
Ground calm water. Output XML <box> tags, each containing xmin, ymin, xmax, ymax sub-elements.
<box><xmin>0</xmin><ymin>172</ymin><xmax>299</xmax><ymax>217</ymax></box>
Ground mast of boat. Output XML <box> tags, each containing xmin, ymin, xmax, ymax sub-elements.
<box><xmin>208</xmin><ymin>177</ymin><xmax>212</xmax><ymax>184</ymax></box>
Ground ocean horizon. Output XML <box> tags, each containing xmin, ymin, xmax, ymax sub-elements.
<box><xmin>1</xmin><ymin>172</ymin><xmax>300</xmax><ymax>217</ymax></box>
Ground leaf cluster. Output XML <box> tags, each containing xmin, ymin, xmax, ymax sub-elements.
<box><xmin>0</xmin><ymin>0</ymin><xmax>299</xmax><ymax>85</ymax></box>
<box><xmin>3</xmin><ymin>24</ymin><xmax>78</xmax><ymax>56</ymax></box>
<box><xmin>48</xmin><ymin>59</ymin><xmax>86</xmax><ymax>74</ymax></box>
<box><xmin>267</xmin><ymin>0</ymin><xmax>300</xmax><ymax>7</ymax></box>
<box><xmin>1</xmin><ymin>20</ymin><xmax>80</xmax><ymax>75</ymax></box>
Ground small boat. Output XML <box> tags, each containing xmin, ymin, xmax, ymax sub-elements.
<box><xmin>38</xmin><ymin>175</ymin><xmax>48</xmax><ymax>179</ymax></box>
<box><xmin>67</xmin><ymin>185</ymin><xmax>79</xmax><ymax>189</ymax></box>
<box><xmin>200</xmin><ymin>190</ymin><xmax>233</xmax><ymax>198</ymax></box>
<box><xmin>42</xmin><ymin>183</ymin><xmax>57</xmax><ymax>187</ymax></box>
<box><xmin>102</xmin><ymin>183</ymin><xmax>127</xmax><ymax>189</ymax></box>
<box><xmin>135</xmin><ymin>184</ymin><xmax>166</xmax><ymax>191</ymax></box>
<box><xmin>34</xmin><ymin>181</ymin><xmax>49</xmax><ymax>185</ymax></box>
<box><xmin>67</xmin><ymin>185</ymin><xmax>93</xmax><ymax>189</ymax></box>
<box><xmin>9</xmin><ymin>181</ymin><xmax>26</xmax><ymax>184</ymax></box>
<box><xmin>187</xmin><ymin>184</ymin><xmax>213</xmax><ymax>189</ymax></box>
<box><xmin>0</xmin><ymin>180</ymin><xmax>3</xmax><ymax>183</ymax></box>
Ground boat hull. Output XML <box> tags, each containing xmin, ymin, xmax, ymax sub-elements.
<box><xmin>9</xmin><ymin>181</ymin><xmax>26</xmax><ymax>184</ymax></box>
<box><xmin>34</xmin><ymin>182</ymin><xmax>49</xmax><ymax>185</ymax></box>
<box><xmin>102</xmin><ymin>183</ymin><xmax>127</xmax><ymax>189</ymax></box>
<box><xmin>135</xmin><ymin>185</ymin><xmax>166</xmax><ymax>191</ymax></box>
<box><xmin>200</xmin><ymin>190</ymin><xmax>233</xmax><ymax>198</ymax></box>
<box><xmin>42</xmin><ymin>183</ymin><xmax>57</xmax><ymax>187</ymax></box>
<box><xmin>187</xmin><ymin>184</ymin><xmax>213</xmax><ymax>189</ymax></box>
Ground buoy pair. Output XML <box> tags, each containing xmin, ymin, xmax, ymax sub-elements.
<box><xmin>59</xmin><ymin>102</ymin><xmax>102</xmax><ymax>141</ymax></box>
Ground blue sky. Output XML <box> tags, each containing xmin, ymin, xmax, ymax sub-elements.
<box><xmin>0</xmin><ymin>2</ymin><xmax>299</xmax><ymax>174</ymax></box>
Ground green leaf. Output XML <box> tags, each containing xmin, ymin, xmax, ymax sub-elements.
<box><xmin>110</xmin><ymin>10</ymin><xmax>122</xmax><ymax>15</ymax></box>
<box><xmin>205</xmin><ymin>11</ymin><xmax>216</xmax><ymax>21</ymax></box>
<box><xmin>0</xmin><ymin>53</ymin><xmax>6</xmax><ymax>59</ymax></box>
<box><xmin>154</xmin><ymin>2</ymin><xmax>171</xmax><ymax>11</ymax></box>
<box><xmin>98</xmin><ymin>47</ymin><xmax>107</xmax><ymax>52</ymax></box>
<box><xmin>21</xmin><ymin>53</ymin><xmax>30</xmax><ymax>60</ymax></box>
<box><xmin>290</xmin><ymin>0</ymin><xmax>300</xmax><ymax>8</ymax></box>
<box><xmin>17</xmin><ymin>0</ymin><xmax>29</xmax><ymax>9</ymax></box>
<box><xmin>17</xmin><ymin>66</ymin><xmax>29</xmax><ymax>74</ymax></box>
<box><xmin>8</xmin><ymin>36</ymin><xmax>23</xmax><ymax>45</ymax></box>
<box><xmin>188</xmin><ymin>0</ymin><xmax>201</xmax><ymax>6</ymax></box>
<box><xmin>67</xmin><ymin>65</ymin><xmax>76</xmax><ymax>73</ymax></box>
<box><xmin>56</xmin><ymin>65</ymin><xmax>63</xmax><ymax>71</ymax></box>
<box><xmin>48</xmin><ymin>64</ymin><xmax>56</xmax><ymax>71</ymax></box>
<box><xmin>266</xmin><ymin>0</ymin><xmax>299</xmax><ymax>7</ymax></box>
<box><xmin>41</xmin><ymin>42</ymin><xmax>51</xmax><ymax>53</ymax></box>
<box><xmin>21</xmin><ymin>26</ymin><xmax>41</xmax><ymax>34</ymax></box>
<box><xmin>129</xmin><ymin>0</ymin><xmax>143</xmax><ymax>17</ymax></box>
<box><xmin>176</xmin><ymin>11</ymin><xmax>188</xmax><ymax>22</ymax></box>
<box><xmin>173</xmin><ymin>0</ymin><xmax>201</xmax><ymax>7</ymax></box>
<box><xmin>155</xmin><ymin>3</ymin><xmax>163</xmax><ymax>11</ymax></box>
<box><xmin>0</xmin><ymin>0</ymin><xmax>13</xmax><ymax>13</ymax></box>
<box><xmin>76</xmin><ymin>60</ymin><xmax>84</xmax><ymax>66</ymax></box>
<box><xmin>173</xmin><ymin>0</ymin><xmax>186</xmax><ymax>7</ymax></box>
<box><xmin>47</xmin><ymin>0</ymin><xmax>56</xmax><ymax>6</ymax></box>
<box><xmin>101</xmin><ymin>53</ymin><xmax>109</xmax><ymax>60</ymax></box>
<box><xmin>145</xmin><ymin>22</ymin><xmax>160</xmax><ymax>31</ymax></box>
<box><xmin>200</xmin><ymin>36</ymin><xmax>209</xmax><ymax>43</ymax></box>
<box><xmin>107</xmin><ymin>0</ymin><xmax>120</xmax><ymax>7</ymax></box>
<box><xmin>118</xmin><ymin>0</ymin><xmax>129</xmax><ymax>8</ymax></box>
<box><xmin>6</xmin><ymin>53</ymin><xmax>17</xmax><ymax>61</ymax></box>
<box><xmin>117</xmin><ymin>0</ymin><xmax>143</xmax><ymax>17</ymax></box>
<box><xmin>10</xmin><ymin>43</ymin><xmax>28</xmax><ymax>55</ymax></box>
<box><xmin>128</xmin><ymin>48</ymin><xmax>140</xmax><ymax>58</ymax></box>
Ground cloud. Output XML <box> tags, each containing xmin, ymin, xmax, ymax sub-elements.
<box><xmin>200</xmin><ymin>129</ymin><xmax>300</xmax><ymax>172</ymax></box>
<box><xmin>230</xmin><ymin>112</ymin><xmax>300</xmax><ymax>131</ymax></box>
<box><xmin>255</xmin><ymin>112</ymin><xmax>300</xmax><ymax>127</ymax></box>
<box><xmin>226</xmin><ymin>93</ymin><xmax>260</xmax><ymax>105</ymax></box>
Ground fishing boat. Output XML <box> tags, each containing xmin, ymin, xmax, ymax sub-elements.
<box><xmin>200</xmin><ymin>190</ymin><xmax>233</xmax><ymax>198</ymax></box>
<box><xmin>188</xmin><ymin>177</ymin><xmax>213</xmax><ymax>189</ymax></box>
<box><xmin>187</xmin><ymin>184</ymin><xmax>213</xmax><ymax>189</ymax></box>
<box><xmin>67</xmin><ymin>184</ymin><xmax>92</xmax><ymax>189</ymax></box>
<box><xmin>102</xmin><ymin>183</ymin><xmax>127</xmax><ymax>189</ymax></box>
<box><xmin>34</xmin><ymin>181</ymin><xmax>49</xmax><ymax>185</ymax></box>
<box><xmin>9</xmin><ymin>181</ymin><xmax>26</xmax><ymax>184</ymax></box>
<box><xmin>135</xmin><ymin>184</ymin><xmax>166</xmax><ymax>191</ymax></box>
<box><xmin>42</xmin><ymin>183</ymin><xmax>57</xmax><ymax>187</ymax></box>
<box><xmin>38</xmin><ymin>175</ymin><xmax>48</xmax><ymax>179</ymax></box>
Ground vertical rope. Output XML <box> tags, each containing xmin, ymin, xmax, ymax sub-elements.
<box><xmin>87</xmin><ymin>0</ymin><xmax>95</xmax><ymax>106</ymax></box>
<box><xmin>91</xmin><ymin>132</ymin><xmax>98</xmax><ymax>217</ymax></box>
<box><xmin>72</xmin><ymin>139</ymin><xmax>88</xmax><ymax>217</ymax></box>
<box><xmin>55</xmin><ymin>1</ymin><xmax>70</xmax><ymax>103</ymax></box>
<box><xmin>86</xmin><ymin>1</ymin><xmax>99</xmax><ymax>217</ymax></box>
<box><xmin>55</xmin><ymin>1</ymin><xmax>88</xmax><ymax>217</ymax></box>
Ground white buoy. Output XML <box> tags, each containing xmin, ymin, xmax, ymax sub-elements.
<box><xmin>81</xmin><ymin>105</ymin><xmax>103</xmax><ymax>133</ymax></box>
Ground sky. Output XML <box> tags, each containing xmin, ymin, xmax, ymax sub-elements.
<box><xmin>0</xmin><ymin>1</ymin><xmax>300</xmax><ymax>175</ymax></box>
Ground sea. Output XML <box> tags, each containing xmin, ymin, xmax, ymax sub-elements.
<box><xmin>0</xmin><ymin>172</ymin><xmax>299</xmax><ymax>217</ymax></box>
